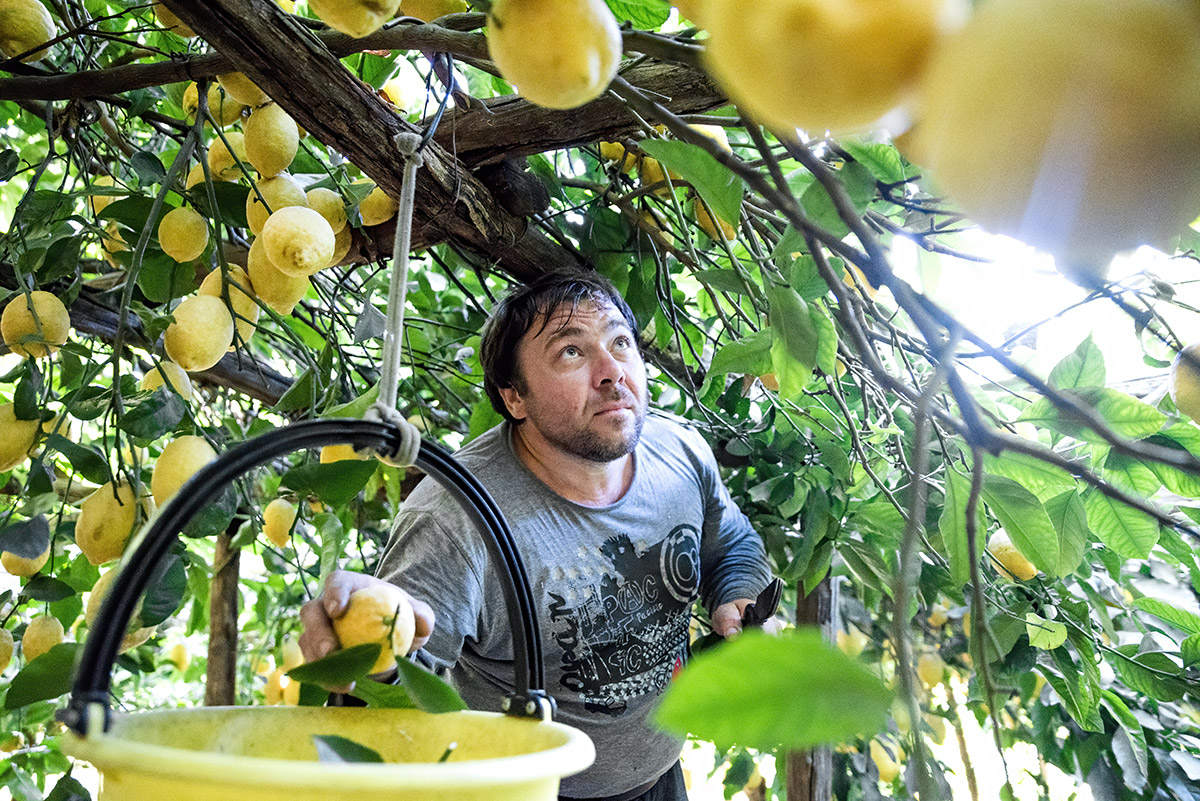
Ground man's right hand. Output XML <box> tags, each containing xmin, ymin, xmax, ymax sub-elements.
<box><xmin>298</xmin><ymin>569</ymin><xmax>436</xmax><ymax>690</ymax></box>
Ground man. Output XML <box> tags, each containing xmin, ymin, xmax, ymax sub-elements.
<box><xmin>301</xmin><ymin>270</ymin><xmax>772</xmax><ymax>801</ymax></box>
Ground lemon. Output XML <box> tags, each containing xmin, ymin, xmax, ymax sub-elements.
<box><xmin>305</xmin><ymin>187</ymin><xmax>348</xmax><ymax>234</ymax></box>
<box><xmin>487</xmin><ymin>0</ymin><xmax>621</xmax><ymax>109</ymax></box>
<box><xmin>262</xmin><ymin>498</ymin><xmax>297</xmax><ymax>548</ymax></box>
<box><xmin>88</xmin><ymin>175</ymin><xmax>119</xmax><ymax>216</ymax></box>
<box><xmin>0</xmin><ymin>0</ymin><xmax>56</xmax><ymax>61</ymax></box>
<box><xmin>140</xmin><ymin>361</ymin><xmax>194</xmax><ymax>403</ymax></box>
<box><xmin>986</xmin><ymin>529</ymin><xmax>1038</xmax><ymax>581</ymax></box>
<box><xmin>158</xmin><ymin>206</ymin><xmax>209</xmax><ymax>263</ymax></box>
<box><xmin>247</xmin><ymin>237</ymin><xmax>310</xmax><ymax>314</ymax></box>
<box><xmin>76</xmin><ymin>481</ymin><xmax>151</xmax><ymax>565</ymax></box>
<box><xmin>331</xmin><ymin>584</ymin><xmax>417</xmax><ymax>674</ymax></box>
<box><xmin>916</xmin><ymin>652</ymin><xmax>945</xmax><ymax>689</ymax></box>
<box><xmin>183</xmin><ymin>82</ymin><xmax>246</xmax><ymax>127</ymax></box>
<box><xmin>281</xmin><ymin>636</ymin><xmax>304</xmax><ymax>671</ymax></box>
<box><xmin>22</xmin><ymin>615</ymin><xmax>63</xmax><ymax>662</ymax></box>
<box><xmin>869</xmin><ymin>739</ymin><xmax>902</xmax><ymax>783</ymax></box>
<box><xmin>598</xmin><ymin>141</ymin><xmax>636</xmax><ymax>173</ymax></box>
<box><xmin>168</xmin><ymin>642</ymin><xmax>191</xmax><ymax>672</ymax></box>
<box><xmin>1</xmin><ymin>546</ymin><xmax>49</xmax><ymax>577</ymax></box>
<box><xmin>184</xmin><ymin>163</ymin><xmax>208</xmax><ymax>190</ymax></box>
<box><xmin>283</xmin><ymin>675</ymin><xmax>300</xmax><ymax>705</ymax></box>
<box><xmin>1171</xmin><ymin>344</ymin><xmax>1200</xmax><ymax>421</ymax></box>
<box><xmin>86</xmin><ymin>569</ymin><xmax>155</xmax><ymax>651</ymax></box>
<box><xmin>264</xmin><ymin>667</ymin><xmax>285</xmax><ymax>704</ymax></box>
<box><xmin>216</xmin><ymin>72</ymin><xmax>268</xmax><ymax>108</ymax></box>
<box><xmin>924</xmin><ymin>713</ymin><xmax>947</xmax><ymax>745</ymax></box>
<box><xmin>164</xmin><ymin>294</ymin><xmax>235</xmax><ymax>372</ymax></box>
<box><xmin>911</xmin><ymin>0</ymin><xmax>1200</xmax><ymax>276</ymax></box>
<box><xmin>704</xmin><ymin>0</ymin><xmax>946</xmax><ymax>133</ymax></box>
<box><xmin>244</xmin><ymin>103</ymin><xmax>299</xmax><ymax>178</ymax></box>
<box><xmin>354</xmin><ymin>179</ymin><xmax>399</xmax><ymax>226</ymax></box>
<box><xmin>320</xmin><ymin>444</ymin><xmax>366</xmax><ymax>463</ymax></box>
<box><xmin>836</xmin><ymin>626</ymin><xmax>869</xmax><ymax>657</ymax></box>
<box><xmin>692</xmin><ymin>123</ymin><xmax>732</xmax><ymax>153</ymax></box>
<box><xmin>926</xmin><ymin>602</ymin><xmax>949</xmax><ymax>628</ymax></box>
<box><xmin>400</xmin><ymin>0</ymin><xmax>466</xmax><ymax>21</ymax></box>
<box><xmin>261</xmin><ymin>206</ymin><xmax>336</xmax><ymax>277</ymax></box>
<box><xmin>694</xmin><ymin>197</ymin><xmax>736</xmax><ymax>241</ymax></box>
<box><xmin>329</xmin><ymin>223</ymin><xmax>353</xmax><ymax>267</ymax></box>
<box><xmin>0</xmin><ymin>404</ymin><xmax>40</xmax><ymax>472</ymax></box>
<box><xmin>246</xmin><ymin>173</ymin><xmax>307</xmax><ymax>236</ymax></box>
<box><xmin>0</xmin><ymin>628</ymin><xmax>12</xmax><ymax>674</ymax></box>
<box><xmin>151</xmin><ymin>435</ymin><xmax>218</xmax><ymax>506</ymax></box>
<box><xmin>2</xmin><ymin>290</ymin><xmax>70</xmax><ymax>358</ymax></box>
<box><xmin>638</xmin><ymin>157</ymin><xmax>673</xmax><ymax>198</ymax></box>
<box><xmin>207</xmin><ymin>132</ymin><xmax>248</xmax><ymax>181</ymax></box>
<box><xmin>199</xmin><ymin>266</ymin><xmax>259</xmax><ymax>347</ymax></box>
<box><xmin>308</xmin><ymin>0</ymin><xmax>402</xmax><ymax>37</ymax></box>
<box><xmin>152</xmin><ymin>2</ymin><xmax>195</xmax><ymax>37</ymax></box>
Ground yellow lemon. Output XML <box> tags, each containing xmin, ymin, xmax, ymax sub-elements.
<box><xmin>199</xmin><ymin>266</ymin><xmax>259</xmax><ymax>348</ymax></box>
<box><xmin>262</xmin><ymin>498</ymin><xmax>297</xmax><ymax>548</ymax></box>
<box><xmin>836</xmin><ymin>626</ymin><xmax>869</xmax><ymax>657</ymax></box>
<box><xmin>911</xmin><ymin>0</ymin><xmax>1200</xmax><ymax>276</ymax></box>
<box><xmin>354</xmin><ymin>179</ymin><xmax>399</xmax><ymax>226</ymax></box>
<box><xmin>86</xmin><ymin>569</ymin><xmax>155</xmax><ymax>651</ymax></box>
<box><xmin>400</xmin><ymin>0</ymin><xmax>467</xmax><ymax>21</ymax></box>
<box><xmin>164</xmin><ymin>294</ymin><xmax>235</xmax><ymax>372</ymax></box>
<box><xmin>184</xmin><ymin>163</ymin><xmax>207</xmax><ymax>190</ymax></box>
<box><xmin>246</xmin><ymin>172</ymin><xmax>307</xmax><ymax>236</ymax></box>
<box><xmin>0</xmin><ymin>403</ymin><xmax>41</xmax><ymax>473</ymax></box>
<box><xmin>2</xmin><ymin>290</ymin><xmax>70</xmax><ymax>358</ymax></box>
<box><xmin>152</xmin><ymin>2</ymin><xmax>195</xmax><ymax>37</ymax></box>
<box><xmin>869</xmin><ymin>739</ymin><xmax>902</xmax><ymax>783</ymax></box>
<box><xmin>76</xmin><ymin>481</ymin><xmax>151</xmax><ymax>565</ymax></box>
<box><xmin>927</xmin><ymin>602</ymin><xmax>949</xmax><ymax>628</ymax></box>
<box><xmin>0</xmin><ymin>0</ymin><xmax>56</xmax><ymax>61</ymax></box>
<box><xmin>216</xmin><ymin>72</ymin><xmax>268</xmax><ymax>108</ymax></box>
<box><xmin>151</xmin><ymin>435</ymin><xmax>217</xmax><ymax>506</ymax></box>
<box><xmin>692</xmin><ymin>123</ymin><xmax>732</xmax><ymax>153</ymax></box>
<box><xmin>305</xmin><ymin>187</ymin><xmax>349</xmax><ymax>234</ymax></box>
<box><xmin>158</xmin><ymin>206</ymin><xmax>209</xmax><ymax>263</ymax></box>
<box><xmin>184</xmin><ymin>82</ymin><xmax>246</xmax><ymax>127</ymax></box>
<box><xmin>261</xmin><ymin>206</ymin><xmax>336</xmax><ymax>277</ymax></box>
<box><xmin>22</xmin><ymin>615</ymin><xmax>63</xmax><ymax>662</ymax></box>
<box><xmin>987</xmin><ymin>529</ymin><xmax>1038</xmax><ymax>581</ymax></box>
<box><xmin>264</xmin><ymin>667</ymin><xmax>285</xmax><ymax>704</ymax></box>
<box><xmin>168</xmin><ymin>642</ymin><xmax>191</xmax><ymax>672</ymax></box>
<box><xmin>487</xmin><ymin>0</ymin><xmax>622</xmax><ymax>109</ymax></box>
<box><xmin>0</xmin><ymin>628</ymin><xmax>13</xmax><ymax>674</ymax></box>
<box><xmin>247</xmin><ymin>237</ymin><xmax>310</xmax><ymax>314</ymax></box>
<box><xmin>207</xmin><ymin>132</ymin><xmax>248</xmax><ymax>181</ymax></box>
<box><xmin>1171</xmin><ymin>343</ymin><xmax>1200</xmax><ymax>421</ymax></box>
<box><xmin>244</xmin><ymin>102</ymin><xmax>299</xmax><ymax>178</ymax></box>
<box><xmin>924</xmin><ymin>713</ymin><xmax>947</xmax><ymax>745</ymax></box>
<box><xmin>916</xmin><ymin>651</ymin><xmax>945</xmax><ymax>689</ymax></box>
<box><xmin>704</xmin><ymin>0</ymin><xmax>947</xmax><ymax>132</ymax></box>
<box><xmin>329</xmin><ymin>223</ymin><xmax>353</xmax><ymax>267</ymax></box>
<box><xmin>331</xmin><ymin>584</ymin><xmax>417</xmax><ymax>674</ymax></box>
<box><xmin>308</xmin><ymin>0</ymin><xmax>402</xmax><ymax>37</ymax></box>
<box><xmin>694</xmin><ymin>197</ymin><xmax>736</xmax><ymax>241</ymax></box>
<box><xmin>88</xmin><ymin>175</ymin><xmax>119</xmax><ymax>217</ymax></box>
<box><xmin>638</xmin><ymin>157</ymin><xmax>674</xmax><ymax>198</ymax></box>
<box><xmin>281</xmin><ymin>637</ymin><xmax>304</xmax><ymax>671</ymax></box>
<box><xmin>1</xmin><ymin>546</ymin><xmax>49</xmax><ymax>577</ymax></box>
<box><xmin>139</xmin><ymin>361</ymin><xmax>194</xmax><ymax>403</ymax></box>
<box><xmin>320</xmin><ymin>444</ymin><xmax>366</xmax><ymax>463</ymax></box>
<box><xmin>598</xmin><ymin>141</ymin><xmax>637</xmax><ymax>173</ymax></box>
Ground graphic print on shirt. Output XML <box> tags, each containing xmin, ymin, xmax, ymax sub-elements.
<box><xmin>547</xmin><ymin>524</ymin><xmax>700</xmax><ymax>716</ymax></box>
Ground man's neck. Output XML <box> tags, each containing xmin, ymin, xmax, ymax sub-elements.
<box><xmin>510</xmin><ymin>424</ymin><xmax>634</xmax><ymax>507</ymax></box>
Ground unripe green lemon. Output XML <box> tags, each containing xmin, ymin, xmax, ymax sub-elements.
<box><xmin>305</xmin><ymin>187</ymin><xmax>348</xmax><ymax>234</ymax></box>
<box><xmin>244</xmin><ymin>103</ymin><xmax>299</xmax><ymax>178</ymax></box>
<box><xmin>207</xmin><ymin>132</ymin><xmax>248</xmax><ymax>181</ymax></box>
<box><xmin>22</xmin><ymin>615</ymin><xmax>63</xmax><ymax>662</ymax></box>
<box><xmin>2</xmin><ymin>290</ymin><xmax>70</xmax><ymax>358</ymax></box>
<box><xmin>199</xmin><ymin>266</ymin><xmax>259</xmax><ymax>348</ymax></box>
<box><xmin>164</xmin><ymin>295</ymin><xmax>235</xmax><ymax>372</ymax></box>
<box><xmin>247</xmin><ymin>237</ymin><xmax>310</xmax><ymax>314</ymax></box>
<box><xmin>332</xmin><ymin>584</ymin><xmax>417</xmax><ymax>674</ymax></box>
<box><xmin>140</xmin><ymin>361</ymin><xmax>194</xmax><ymax>403</ymax></box>
<box><xmin>76</xmin><ymin>481</ymin><xmax>152</xmax><ymax>565</ymax></box>
<box><xmin>158</xmin><ymin>206</ymin><xmax>209</xmax><ymax>263</ymax></box>
<box><xmin>308</xmin><ymin>0</ymin><xmax>402</xmax><ymax>38</ymax></box>
<box><xmin>246</xmin><ymin>173</ymin><xmax>307</xmax><ymax>236</ymax></box>
<box><xmin>261</xmin><ymin>207</ymin><xmax>336</xmax><ymax>277</ymax></box>
<box><xmin>487</xmin><ymin>0</ymin><xmax>621</xmax><ymax>109</ymax></box>
<box><xmin>0</xmin><ymin>0</ymin><xmax>57</xmax><ymax>62</ymax></box>
<box><xmin>1</xmin><ymin>546</ymin><xmax>49</xmax><ymax>577</ymax></box>
<box><xmin>216</xmin><ymin>72</ymin><xmax>268</xmax><ymax>108</ymax></box>
<box><xmin>151</xmin><ymin>435</ymin><xmax>218</xmax><ymax>506</ymax></box>
<box><xmin>262</xmin><ymin>498</ymin><xmax>297</xmax><ymax>548</ymax></box>
<box><xmin>353</xmin><ymin>180</ymin><xmax>399</xmax><ymax>226</ymax></box>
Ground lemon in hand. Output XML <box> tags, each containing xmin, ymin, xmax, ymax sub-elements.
<box><xmin>332</xmin><ymin>584</ymin><xmax>417</xmax><ymax>674</ymax></box>
<box><xmin>487</xmin><ymin>0</ymin><xmax>622</xmax><ymax>109</ymax></box>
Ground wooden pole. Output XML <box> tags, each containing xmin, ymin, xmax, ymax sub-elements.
<box><xmin>786</xmin><ymin>576</ymin><xmax>834</xmax><ymax>801</ymax></box>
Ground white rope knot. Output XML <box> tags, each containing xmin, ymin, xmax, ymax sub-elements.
<box><xmin>394</xmin><ymin>131</ymin><xmax>425</xmax><ymax>165</ymax></box>
<box><xmin>357</xmin><ymin>403</ymin><xmax>422</xmax><ymax>468</ymax></box>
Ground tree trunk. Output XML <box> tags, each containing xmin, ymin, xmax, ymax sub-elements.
<box><xmin>205</xmin><ymin>529</ymin><xmax>241</xmax><ymax>706</ymax></box>
<box><xmin>786</xmin><ymin>577</ymin><xmax>834</xmax><ymax>801</ymax></box>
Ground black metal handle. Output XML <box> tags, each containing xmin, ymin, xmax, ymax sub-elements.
<box><xmin>61</xmin><ymin>419</ymin><xmax>547</xmax><ymax>735</ymax></box>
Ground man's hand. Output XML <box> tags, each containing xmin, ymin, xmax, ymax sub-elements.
<box><xmin>299</xmin><ymin>569</ymin><xmax>436</xmax><ymax>691</ymax></box>
<box><xmin>712</xmin><ymin>599</ymin><xmax>785</xmax><ymax>638</ymax></box>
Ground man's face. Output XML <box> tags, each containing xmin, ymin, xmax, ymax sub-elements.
<box><xmin>499</xmin><ymin>300</ymin><xmax>648</xmax><ymax>463</ymax></box>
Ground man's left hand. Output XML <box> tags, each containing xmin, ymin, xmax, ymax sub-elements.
<box><xmin>712</xmin><ymin>599</ymin><xmax>785</xmax><ymax>638</ymax></box>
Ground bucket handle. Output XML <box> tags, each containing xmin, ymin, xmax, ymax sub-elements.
<box><xmin>60</xmin><ymin>418</ymin><xmax>551</xmax><ymax>736</ymax></box>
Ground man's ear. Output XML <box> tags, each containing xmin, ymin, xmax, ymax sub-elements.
<box><xmin>497</xmin><ymin>385</ymin><xmax>526</xmax><ymax>421</ymax></box>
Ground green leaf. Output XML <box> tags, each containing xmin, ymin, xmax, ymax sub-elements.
<box><xmin>5</xmin><ymin>643</ymin><xmax>81</xmax><ymax>709</ymax></box>
<box><xmin>0</xmin><ymin>515</ymin><xmax>50</xmax><ymax>560</ymax></box>
<box><xmin>44</xmin><ymin>772</ymin><xmax>90</xmax><ymax>801</ymax></box>
<box><xmin>23</xmin><ymin>577</ymin><xmax>75</xmax><ymax>602</ymax></box>
<box><xmin>394</xmin><ymin>657</ymin><xmax>467</xmax><ymax>713</ymax></box>
<box><xmin>797</xmin><ymin>162</ymin><xmax>876</xmax><ymax>238</ymax></box>
<box><xmin>1182</xmin><ymin>633</ymin><xmax>1200</xmax><ymax>667</ymax></box>
<box><xmin>1110</xmin><ymin>647</ymin><xmax>1186</xmax><ymax>702</ymax></box>
<box><xmin>0</xmin><ymin>150</ymin><xmax>18</xmax><ymax>181</ymax></box>
<box><xmin>321</xmin><ymin>384</ymin><xmax>380</xmax><ymax>419</ymax></box>
<box><xmin>766</xmin><ymin>284</ymin><xmax>817</xmax><ymax>397</ymax></box>
<box><xmin>1025</xmin><ymin>613</ymin><xmax>1068</xmax><ymax>649</ymax></box>
<box><xmin>282</xmin><ymin>460</ymin><xmax>378</xmax><ymax>506</ymax></box>
<box><xmin>139</xmin><ymin>550</ymin><xmax>187</xmax><ymax>626</ymax></box>
<box><xmin>639</xmin><ymin>139</ymin><xmax>743</xmax><ymax>227</ymax></box>
<box><xmin>1103</xmin><ymin>451</ymin><xmax>1161</xmax><ymax>496</ymax></box>
<box><xmin>130</xmin><ymin>150</ymin><xmax>166</xmax><ymax>186</ymax></box>
<box><xmin>1143</xmin><ymin>428</ymin><xmax>1200</xmax><ymax>498</ymax></box>
<box><xmin>179</xmin><ymin>484</ymin><xmax>237</xmax><ymax>538</ymax></box>
<box><xmin>1045</xmin><ymin>647</ymin><xmax>1102</xmax><ymax>732</ymax></box>
<box><xmin>981</xmin><ymin>475</ymin><xmax>1064</xmax><ymax>576</ymax></box>
<box><xmin>983</xmin><ymin>451</ymin><xmax>1075</xmax><ymax>502</ymax></box>
<box><xmin>1049</xmin><ymin>335</ymin><xmax>1106</xmax><ymax>389</ymax></box>
<box><xmin>939</xmin><ymin>467</ymin><xmax>982</xmax><ymax>589</ymax></box>
<box><xmin>604</xmin><ymin>0</ymin><xmax>671</xmax><ymax>27</ymax></box>
<box><xmin>1083</xmin><ymin>490</ymin><xmax>1159</xmax><ymax>559</ymax></box>
<box><xmin>466</xmin><ymin>397</ymin><xmax>503</xmax><ymax>443</ymax></box>
<box><xmin>312</xmin><ymin>735</ymin><xmax>385</xmax><ymax>764</ymax></box>
<box><xmin>118</xmin><ymin>389</ymin><xmax>186</xmax><ymax>440</ymax></box>
<box><xmin>1017</xmin><ymin>387</ymin><xmax>1166</xmax><ymax>443</ymax></box>
<box><xmin>192</xmin><ymin>180</ymin><xmax>250</xmax><ymax>229</ymax></box>
<box><xmin>707</xmin><ymin>329</ymin><xmax>773</xmax><ymax>381</ymax></box>
<box><xmin>288</xmin><ymin>643</ymin><xmax>381</xmax><ymax>686</ymax></box>
<box><xmin>44</xmin><ymin>434</ymin><xmax>111</xmax><ymax>485</ymax></box>
<box><xmin>841</xmin><ymin>140</ymin><xmax>905</xmax><ymax>185</ymax></box>
<box><xmin>1132</xmin><ymin>597</ymin><xmax>1200</xmax><ymax>635</ymax></box>
<box><xmin>809</xmin><ymin>303</ymin><xmax>837</xmax><ymax>376</ymax></box>
<box><xmin>349</xmin><ymin>676</ymin><xmax>415</xmax><ymax>708</ymax></box>
<box><xmin>692</xmin><ymin>269</ymin><xmax>751</xmax><ymax>295</ymax></box>
<box><xmin>137</xmin><ymin>250</ymin><xmax>199</xmax><ymax>303</ymax></box>
<box><xmin>1043</xmin><ymin>491</ymin><xmax>1089</xmax><ymax>577</ymax></box>
<box><xmin>654</xmin><ymin>629</ymin><xmax>891</xmax><ymax>750</ymax></box>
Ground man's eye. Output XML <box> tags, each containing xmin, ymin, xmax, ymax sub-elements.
<box><xmin>614</xmin><ymin>336</ymin><xmax>631</xmax><ymax>349</ymax></box>
<box><xmin>562</xmin><ymin>346</ymin><xmax>580</xmax><ymax>357</ymax></box>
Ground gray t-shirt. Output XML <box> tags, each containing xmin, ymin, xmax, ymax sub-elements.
<box><xmin>376</xmin><ymin>414</ymin><xmax>771</xmax><ymax>797</ymax></box>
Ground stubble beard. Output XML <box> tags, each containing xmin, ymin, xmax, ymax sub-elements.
<box><xmin>528</xmin><ymin>389</ymin><xmax>647</xmax><ymax>463</ymax></box>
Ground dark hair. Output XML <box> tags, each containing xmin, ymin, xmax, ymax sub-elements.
<box><xmin>480</xmin><ymin>270</ymin><xmax>637</xmax><ymax>423</ymax></box>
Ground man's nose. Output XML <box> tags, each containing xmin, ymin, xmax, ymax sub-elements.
<box><xmin>593</xmin><ymin>348</ymin><xmax>626</xmax><ymax>387</ymax></box>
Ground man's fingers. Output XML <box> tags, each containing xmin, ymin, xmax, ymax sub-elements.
<box><xmin>408</xmin><ymin>596</ymin><xmax>435</xmax><ymax>653</ymax></box>
<box><xmin>299</xmin><ymin>597</ymin><xmax>340</xmax><ymax>663</ymax></box>
<box><xmin>711</xmin><ymin>602</ymin><xmax>747</xmax><ymax>638</ymax></box>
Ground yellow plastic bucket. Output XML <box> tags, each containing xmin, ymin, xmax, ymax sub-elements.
<box><xmin>64</xmin><ymin>706</ymin><xmax>595</xmax><ymax>801</ymax></box>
